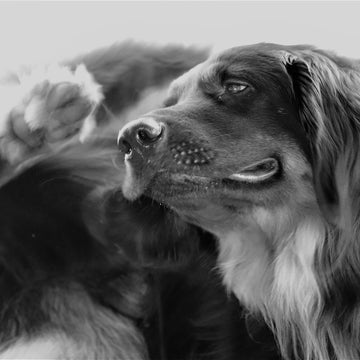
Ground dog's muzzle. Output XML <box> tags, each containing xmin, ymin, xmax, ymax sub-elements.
<box><xmin>117</xmin><ymin>117</ymin><xmax>167</xmax><ymax>200</ymax></box>
<box><xmin>117</xmin><ymin>117</ymin><xmax>165</xmax><ymax>159</ymax></box>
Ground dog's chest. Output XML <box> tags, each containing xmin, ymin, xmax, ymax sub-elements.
<box><xmin>216</xmin><ymin>213</ymin><xmax>324</xmax><ymax>315</ymax></box>
<box><xmin>217</xmin><ymin>228</ymin><xmax>273</xmax><ymax>310</ymax></box>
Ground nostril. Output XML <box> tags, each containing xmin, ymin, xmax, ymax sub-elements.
<box><xmin>119</xmin><ymin>139</ymin><xmax>133</xmax><ymax>155</ymax></box>
<box><xmin>136</xmin><ymin>125</ymin><xmax>164</xmax><ymax>145</ymax></box>
<box><xmin>137</xmin><ymin>129</ymin><xmax>154</xmax><ymax>143</ymax></box>
<box><xmin>117</xmin><ymin>119</ymin><xmax>165</xmax><ymax>156</ymax></box>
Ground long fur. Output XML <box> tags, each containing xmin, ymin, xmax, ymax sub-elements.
<box><xmin>221</xmin><ymin>47</ymin><xmax>360</xmax><ymax>360</ymax></box>
<box><xmin>281</xmin><ymin>48</ymin><xmax>360</xmax><ymax>360</ymax></box>
<box><xmin>252</xmin><ymin>47</ymin><xmax>360</xmax><ymax>360</ymax></box>
<box><xmin>226</xmin><ymin>47</ymin><xmax>360</xmax><ymax>360</ymax></box>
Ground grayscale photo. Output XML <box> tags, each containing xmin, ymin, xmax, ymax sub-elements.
<box><xmin>0</xmin><ymin>2</ymin><xmax>359</xmax><ymax>359</ymax></box>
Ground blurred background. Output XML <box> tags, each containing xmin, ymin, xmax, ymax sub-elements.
<box><xmin>0</xmin><ymin>1</ymin><xmax>359</xmax><ymax>71</ymax></box>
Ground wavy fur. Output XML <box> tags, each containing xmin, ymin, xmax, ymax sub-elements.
<box><xmin>229</xmin><ymin>46</ymin><xmax>360</xmax><ymax>360</ymax></box>
<box><xmin>281</xmin><ymin>48</ymin><xmax>360</xmax><ymax>360</ymax></box>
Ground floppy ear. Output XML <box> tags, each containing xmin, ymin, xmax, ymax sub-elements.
<box><xmin>281</xmin><ymin>52</ymin><xmax>317</xmax><ymax>140</ymax></box>
<box><xmin>281</xmin><ymin>49</ymin><xmax>360</xmax><ymax>226</ymax></box>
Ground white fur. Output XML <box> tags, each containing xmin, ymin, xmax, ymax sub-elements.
<box><xmin>0</xmin><ymin>63</ymin><xmax>103</xmax><ymax>163</ymax></box>
<box><xmin>272</xmin><ymin>217</ymin><xmax>324</xmax><ymax>314</ymax></box>
<box><xmin>19</xmin><ymin>63</ymin><xmax>103</xmax><ymax>133</ymax></box>
<box><xmin>0</xmin><ymin>83</ymin><xmax>27</xmax><ymax>136</ymax></box>
<box><xmin>0</xmin><ymin>63</ymin><xmax>103</xmax><ymax>137</ymax></box>
<box><xmin>0</xmin><ymin>335</ymin><xmax>76</xmax><ymax>359</ymax></box>
<box><xmin>218</xmin><ymin>226</ymin><xmax>272</xmax><ymax>311</ymax></box>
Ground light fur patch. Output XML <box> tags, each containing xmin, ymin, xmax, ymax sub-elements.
<box><xmin>1</xmin><ymin>64</ymin><xmax>102</xmax><ymax>136</ymax></box>
<box><xmin>18</xmin><ymin>64</ymin><xmax>103</xmax><ymax>134</ymax></box>
<box><xmin>0</xmin><ymin>284</ymin><xmax>148</xmax><ymax>360</ymax></box>
<box><xmin>218</xmin><ymin>225</ymin><xmax>272</xmax><ymax>311</ymax></box>
<box><xmin>272</xmin><ymin>216</ymin><xmax>324</xmax><ymax>314</ymax></box>
<box><xmin>0</xmin><ymin>335</ymin><xmax>76</xmax><ymax>359</ymax></box>
<box><xmin>0</xmin><ymin>63</ymin><xmax>103</xmax><ymax>163</ymax></box>
<box><xmin>0</xmin><ymin>83</ymin><xmax>27</xmax><ymax>137</ymax></box>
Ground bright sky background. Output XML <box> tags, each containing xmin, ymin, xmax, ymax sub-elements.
<box><xmin>0</xmin><ymin>1</ymin><xmax>359</xmax><ymax>71</ymax></box>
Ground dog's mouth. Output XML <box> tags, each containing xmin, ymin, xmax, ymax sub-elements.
<box><xmin>148</xmin><ymin>157</ymin><xmax>281</xmax><ymax>199</ymax></box>
<box><xmin>172</xmin><ymin>157</ymin><xmax>278</xmax><ymax>183</ymax></box>
<box><xmin>227</xmin><ymin>157</ymin><xmax>279</xmax><ymax>183</ymax></box>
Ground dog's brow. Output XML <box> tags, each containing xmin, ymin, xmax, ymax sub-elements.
<box><xmin>200</xmin><ymin>63</ymin><xmax>223</xmax><ymax>84</ymax></box>
<box><xmin>198</xmin><ymin>63</ymin><xmax>224</xmax><ymax>93</ymax></box>
<box><xmin>166</xmin><ymin>83</ymin><xmax>182</xmax><ymax>102</ymax></box>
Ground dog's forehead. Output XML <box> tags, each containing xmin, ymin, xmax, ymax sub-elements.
<box><xmin>215</xmin><ymin>43</ymin><xmax>304</xmax><ymax>60</ymax></box>
<box><xmin>168</xmin><ymin>43</ymin><xmax>302</xmax><ymax>97</ymax></box>
<box><xmin>168</xmin><ymin>62</ymin><xmax>206</xmax><ymax>95</ymax></box>
<box><xmin>213</xmin><ymin>44</ymin><xmax>285</xmax><ymax>69</ymax></box>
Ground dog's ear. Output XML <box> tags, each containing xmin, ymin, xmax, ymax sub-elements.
<box><xmin>282</xmin><ymin>50</ymin><xmax>360</xmax><ymax>360</ymax></box>
<box><xmin>281</xmin><ymin>49</ymin><xmax>360</xmax><ymax>226</ymax></box>
<box><xmin>281</xmin><ymin>52</ymin><xmax>317</xmax><ymax>141</ymax></box>
<box><xmin>281</xmin><ymin>52</ymin><xmax>317</xmax><ymax>143</ymax></box>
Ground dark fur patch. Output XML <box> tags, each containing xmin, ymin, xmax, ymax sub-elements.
<box><xmin>0</xmin><ymin>142</ymin><xmax>280</xmax><ymax>359</ymax></box>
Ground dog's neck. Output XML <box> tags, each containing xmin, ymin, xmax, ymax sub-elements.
<box><xmin>216</xmin><ymin>218</ymin><xmax>273</xmax><ymax>312</ymax></box>
<box><xmin>216</xmin><ymin>205</ymin><xmax>326</xmax><ymax>358</ymax></box>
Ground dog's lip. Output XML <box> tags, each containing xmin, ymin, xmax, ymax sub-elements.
<box><xmin>170</xmin><ymin>173</ymin><xmax>212</xmax><ymax>183</ymax></box>
<box><xmin>145</xmin><ymin>157</ymin><xmax>281</xmax><ymax>201</ymax></box>
<box><xmin>167</xmin><ymin>157</ymin><xmax>280</xmax><ymax>185</ymax></box>
<box><xmin>227</xmin><ymin>157</ymin><xmax>279</xmax><ymax>183</ymax></box>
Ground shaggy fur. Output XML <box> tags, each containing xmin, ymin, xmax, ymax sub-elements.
<box><xmin>118</xmin><ymin>43</ymin><xmax>360</xmax><ymax>360</ymax></box>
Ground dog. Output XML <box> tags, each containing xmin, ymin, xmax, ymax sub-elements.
<box><xmin>118</xmin><ymin>43</ymin><xmax>360</xmax><ymax>360</ymax></box>
<box><xmin>0</xmin><ymin>42</ymin><xmax>281</xmax><ymax>359</ymax></box>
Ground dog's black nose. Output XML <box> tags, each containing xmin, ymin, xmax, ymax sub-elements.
<box><xmin>117</xmin><ymin>118</ymin><xmax>165</xmax><ymax>157</ymax></box>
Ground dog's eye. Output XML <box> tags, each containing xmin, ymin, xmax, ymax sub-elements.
<box><xmin>224</xmin><ymin>82</ymin><xmax>248</xmax><ymax>94</ymax></box>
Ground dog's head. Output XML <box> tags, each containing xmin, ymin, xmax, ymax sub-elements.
<box><xmin>118</xmin><ymin>43</ymin><xmax>360</xmax><ymax>360</ymax></box>
<box><xmin>117</xmin><ymin>44</ymin><xmax>323</xmax><ymax>232</ymax></box>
